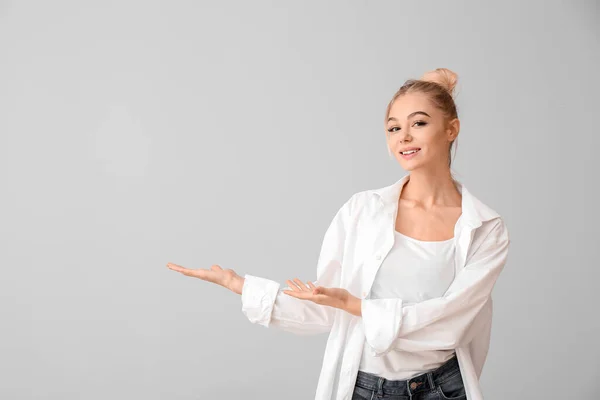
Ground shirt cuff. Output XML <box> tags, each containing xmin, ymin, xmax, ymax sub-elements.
<box><xmin>361</xmin><ymin>297</ymin><xmax>404</xmax><ymax>356</ymax></box>
<box><xmin>241</xmin><ymin>274</ymin><xmax>281</xmax><ymax>327</ymax></box>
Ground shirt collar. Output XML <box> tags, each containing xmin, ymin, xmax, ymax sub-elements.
<box><xmin>370</xmin><ymin>174</ymin><xmax>500</xmax><ymax>228</ymax></box>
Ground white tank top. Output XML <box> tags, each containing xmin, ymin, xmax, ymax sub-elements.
<box><xmin>358</xmin><ymin>228</ymin><xmax>457</xmax><ymax>380</ymax></box>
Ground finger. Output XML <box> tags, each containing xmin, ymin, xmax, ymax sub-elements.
<box><xmin>286</xmin><ymin>279</ymin><xmax>301</xmax><ymax>291</ymax></box>
<box><xmin>307</xmin><ymin>281</ymin><xmax>317</xmax><ymax>290</ymax></box>
<box><xmin>167</xmin><ymin>263</ymin><xmax>189</xmax><ymax>273</ymax></box>
<box><xmin>293</xmin><ymin>278</ymin><xmax>310</xmax><ymax>291</ymax></box>
<box><xmin>167</xmin><ymin>263</ymin><xmax>213</xmax><ymax>281</ymax></box>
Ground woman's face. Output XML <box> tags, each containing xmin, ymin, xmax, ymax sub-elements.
<box><xmin>386</xmin><ymin>92</ymin><xmax>458</xmax><ymax>172</ymax></box>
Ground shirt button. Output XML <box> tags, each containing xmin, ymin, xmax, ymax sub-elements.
<box><xmin>362</xmin><ymin>291</ymin><xmax>367</xmax><ymax>297</ymax></box>
<box><xmin>375</xmin><ymin>254</ymin><xmax>381</xmax><ymax>260</ymax></box>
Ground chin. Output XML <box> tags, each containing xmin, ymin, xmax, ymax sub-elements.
<box><xmin>398</xmin><ymin>161</ymin><xmax>422</xmax><ymax>171</ymax></box>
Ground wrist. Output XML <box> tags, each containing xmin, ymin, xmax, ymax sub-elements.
<box><xmin>345</xmin><ymin>294</ymin><xmax>362</xmax><ymax>317</ymax></box>
<box><xmin>230</xmin><ymin>275</ymin><xmax>245</xmax><ymax>295</ymax></box>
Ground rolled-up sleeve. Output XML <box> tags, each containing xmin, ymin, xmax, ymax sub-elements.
<box><xmin>241</xmin><ymin>194</ymin><xmax>354</xmax><ymax>335</ymax></box>
<box><xmin>362</xmin><ymin>218</ymin><xmax>510</xmax><ymax>356</ymax></box>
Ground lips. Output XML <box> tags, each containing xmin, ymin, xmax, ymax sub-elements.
<box><xmin>399</xmin><ymin>148</ymin><xmax>421</xmax><ymax>159</ymax></box>
<box><xmin>400</xmin><ymin>148</ymin><xmax>421</xmax><ymax>155</ymax></box>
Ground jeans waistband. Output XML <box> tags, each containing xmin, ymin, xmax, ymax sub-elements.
<box><xmin>354</xmin><ymin>353</ymin><xmax>461</xmax><ymax>397</ymax></box>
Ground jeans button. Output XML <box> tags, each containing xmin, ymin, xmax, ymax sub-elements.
<box><xmin>410</xmin><ymin>382</ymin><xmax>418</xmax><ymax>390</ymax></box>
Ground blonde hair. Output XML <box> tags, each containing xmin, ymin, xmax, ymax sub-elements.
<box><xmin>385</xmin><ymin>68</ymin><xmax>460</xmax><ymax>169</ymax></box>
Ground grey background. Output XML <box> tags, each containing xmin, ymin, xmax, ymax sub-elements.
<box><xmin>1</xmin><ymin>1</ymin><xmax>598</xmax><ymax>399</ymax></box>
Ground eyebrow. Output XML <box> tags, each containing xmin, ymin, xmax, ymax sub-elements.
<box><xmin>387</xmin><ymin>111</ymin><xmax>431</xmax><ymax>123</ymax></box>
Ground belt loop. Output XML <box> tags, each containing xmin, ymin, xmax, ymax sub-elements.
<box><xmin>427</xmin><ymin>371</ymin><xmax>435</xmax><ymax>389</ymax></box>
<box><xmin>376</xmin><ymin>376</ymin><xmax>384</xmax><ymax>396</ymax></box>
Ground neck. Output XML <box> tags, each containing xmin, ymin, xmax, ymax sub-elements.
<box><xmin>401</xmin><ymin>168</ymin><xmax>460</xmax><ymax>210</ymax></box>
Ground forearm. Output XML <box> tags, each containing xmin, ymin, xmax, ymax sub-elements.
<box><xmin>361</xmin><ymin>223</ymin><xmax>510</xmax><ymax>357</ymax></box>
<box><xmin>344</xmin><ymin>295</ymin><xmax>362</xmax><ymax>317</ymax></box>
<box><xmin>241</xmin><ymin>274</ymin><xmax>335</xmax><ymax>334</ymax></box>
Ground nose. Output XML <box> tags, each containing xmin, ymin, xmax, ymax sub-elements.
<box><xmin>400</xmin><ymin>134</ymin><xmax>412</xmax><ymax>143</ymax></box>
<box><xmin>399</xmin><ymin>127</ymin><xmax>412</xmax><ymax>143</ymax></box>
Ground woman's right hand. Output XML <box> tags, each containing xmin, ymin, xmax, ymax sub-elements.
<box><xmin>166</xmin><ymin>262</ymin><xmax>245</xmax><ymax>295</ymax></box>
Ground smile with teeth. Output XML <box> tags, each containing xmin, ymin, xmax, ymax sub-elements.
<box><xmin>400</xmin><ymin>149</ymin><xmax>420</xmax><ymax>155</ymax></box>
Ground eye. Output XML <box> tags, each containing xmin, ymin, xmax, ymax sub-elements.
<box><xmin>387</xmin><ymin>121</ymin><xmax>427</xmax><ymax>133</ymax></box>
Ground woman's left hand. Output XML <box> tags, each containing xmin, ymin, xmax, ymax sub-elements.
<box><xmin>283</xmin><ymin>278</ymin><xmax>362</xmax><ymax>316</ymax></box>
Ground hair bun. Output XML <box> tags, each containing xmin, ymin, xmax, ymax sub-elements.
<box><xmin>420</xmin><ymin>68</ymin><xmax>458</xmax><ymax>98</ymax></box>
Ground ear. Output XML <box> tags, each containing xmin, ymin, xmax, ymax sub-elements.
<box><xmin>446</xmin><ymin>118</ymin><xmax>460</xmax><ymax>141</ymax></box>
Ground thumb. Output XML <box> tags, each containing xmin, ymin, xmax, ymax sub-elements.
<box><xmin>313</xmin><ymin>286</ymin><xmax>328</xmax><ymax>295</ymax></box>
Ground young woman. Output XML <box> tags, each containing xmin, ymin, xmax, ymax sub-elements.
<box><xmin>167</xmin><ymin>68</ymin><xmax>510</xmax><ymax>400</ymax></box>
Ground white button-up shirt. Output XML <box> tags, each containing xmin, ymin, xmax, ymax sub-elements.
<box><xmin>241</xmin><ymin>174</ymin><xmax>511</xmax><ymax>400</ymax></box>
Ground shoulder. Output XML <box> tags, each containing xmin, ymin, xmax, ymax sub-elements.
<box><xmin>338</xmin><ymin>189</ymin><xmax>380</xmax><ymax>217</ymax></box>
<box><xmin>461</xmin><ymin>184</ymin><xmax>509</xmax><ymax>238</ymax></box>
<box><xmin>481</xmin><ymin>217</ymin><xmax>510</xmax><ymax>244</ymax></box>
<box><xmin>471</xmin><ymin>215</ymin><xmax>511</xmax><ymax>260</ymax></box>
<box><xmin>465</xmin><ymin>188</ymin><xmax>503</xmax><ymax>222</ymax></box>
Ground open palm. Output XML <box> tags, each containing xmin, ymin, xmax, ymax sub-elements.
<box><xmin>166</xmin><ymin>262</ymin><xmax>243</xmax><ymax>294</ymax></box>
<box><xmin>283</xmin><ymin>278</ymin><xmax>349</xmax><ymax>310</ymax></box>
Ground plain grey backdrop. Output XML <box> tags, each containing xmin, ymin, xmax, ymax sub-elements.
<box><xmin>1</xmin><ymin>1</ymin><xmax>598</xmax><ymax>399</ymax></box>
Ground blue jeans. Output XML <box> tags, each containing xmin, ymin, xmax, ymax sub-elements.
<box><xmin>351</xmin><ymin>353</ymin><xmax>466</xmax><ymax>400</ymax></box>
